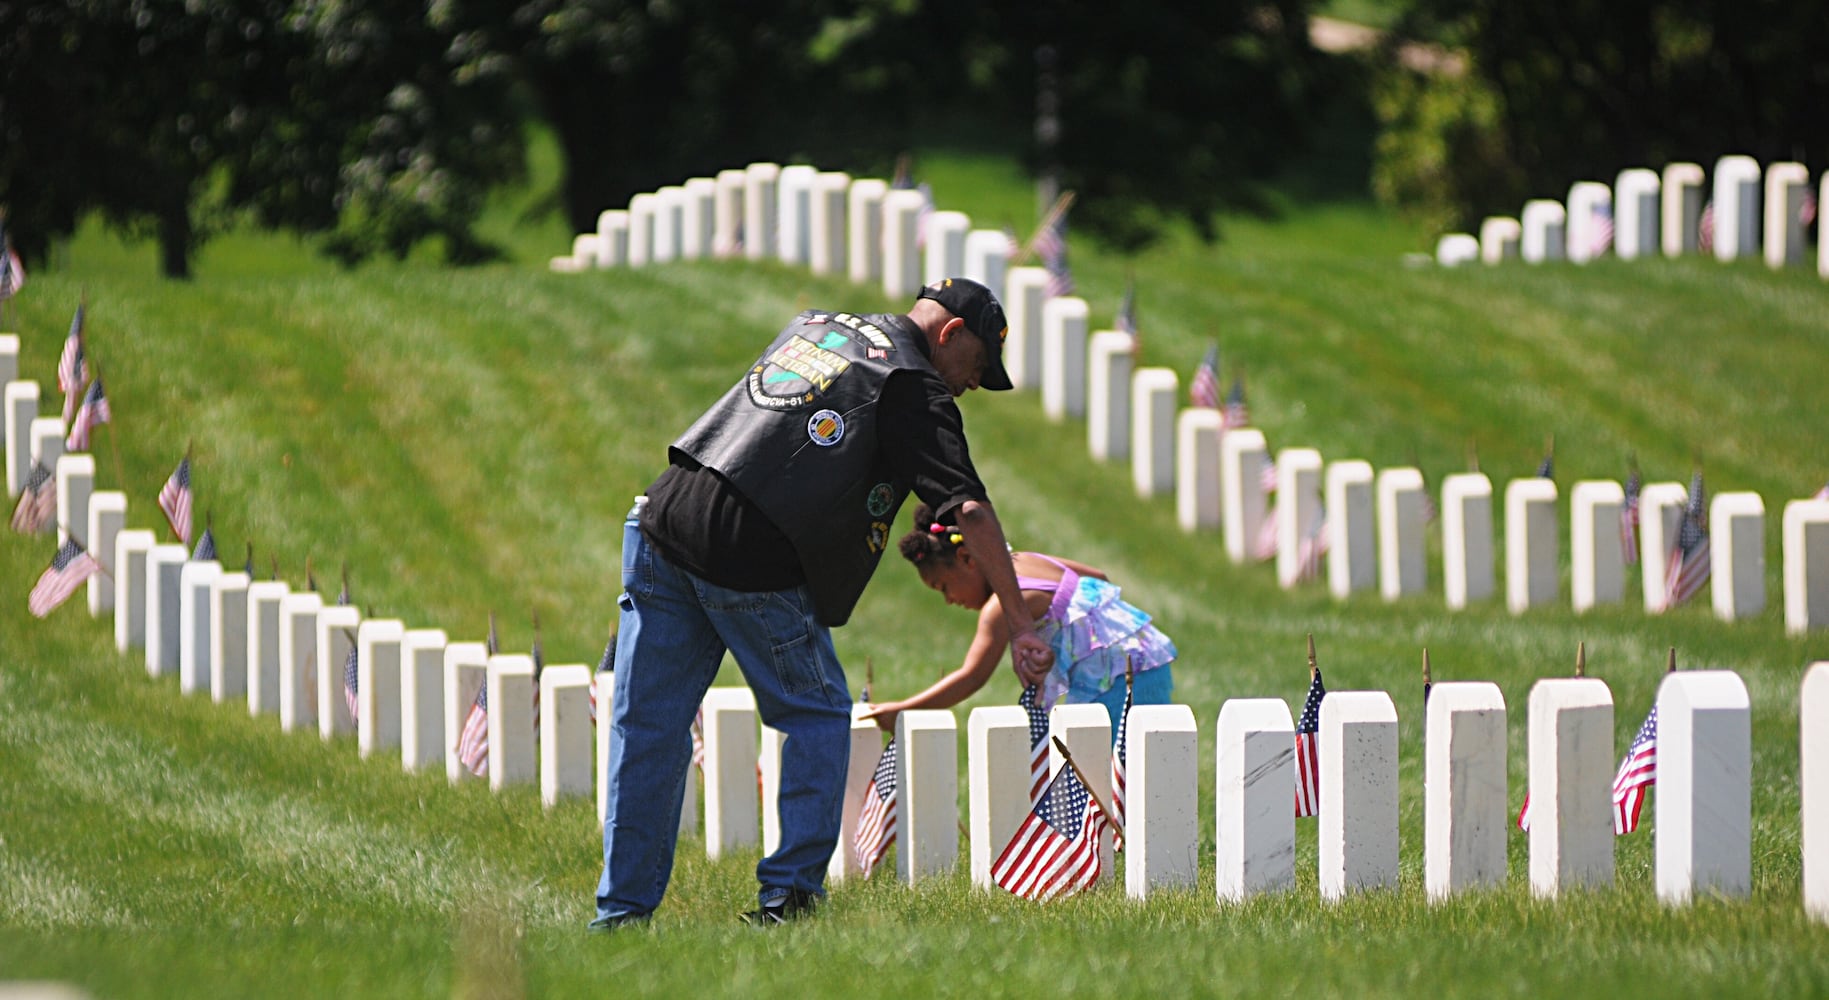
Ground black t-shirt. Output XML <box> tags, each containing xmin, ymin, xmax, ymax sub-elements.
<box><xmin>640</xmin><ymin>313</ymin><xmax>989</xmax><ymax>593</ymax></box>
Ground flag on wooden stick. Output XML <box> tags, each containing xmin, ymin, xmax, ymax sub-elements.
<box><xmin>990</xmin><ymin>738</ymin><xmax>1111</xmax><ymax>902</ymax></box>
<box><xmin>29</xmin><ymin>538</ymin><xmax>101</xmax><ymax>617</ymax></box>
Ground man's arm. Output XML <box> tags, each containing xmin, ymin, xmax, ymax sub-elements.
<box><xmin>955</xmin><ymin>498</ymin><xmax>1054</xmax><ymax>685</ymax></box>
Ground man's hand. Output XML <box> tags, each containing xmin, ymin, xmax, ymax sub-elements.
<box><xmin>856</xmin><ymin>702</ymin><xmax>899</xmax><ymax>733</ymax></box>
<box><xmin>1009</xmin><ymin>628</ymin><xmax>1054</xmax><ymax>687</ymax></box>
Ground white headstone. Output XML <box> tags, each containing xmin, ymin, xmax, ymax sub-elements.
<box><xmin>356</xmin><ymin>619</ymin><xmax>405</xmax><ymax>758</ymax></box>
<box><xmin>713</xmin><ymin>168</ymin><xmax>746</xmax><ymax>258</ymax></box>
<box><xmin>596</xmin><ymin>209</ymin><xmax>629</xmax><ymax>267</ymax></box>
<box><xmin>1762</xmin><ymin>162</ymin><xmax>1810</xmax><ymax>269</ymax></box>
<box><xmin>28</xmin><ymin>418</ymin><xmax>64</xmax><ymax>507</ymax></box>
<box><xmin>1566</xmin><ymin>181</ymin><xmax>1613</xmax><ymax>264</ymax></box>
<box><xmin>923</xmin><ymin>211</ymin><xmax>970</xmax><ymax>286</ymax></box>
<box><xmin>317</xmin><ymin>606</ymin><xmax>361</xmax><ymax>740</ymax></box>
<box><xmin>808</xmin><ymin>171</ymin><xmax>850</xmax><ymax>276</ymax></box>
<box><xmin>1276</xmin><ymin>448</ymin><xmax>1324</xmax><ymax>589</ymax></box>
<box><xmin>1785</xmin><ymin>499</ymin><xmax>1829</xmax><ymax>634</ymax></box>
<box><xmin>1424</xmin><ymin>682</ymin><xmax>1507</xmax><ymax>900</ymax></box>
<box><xmin>444</xmin><ymin>642</ymin><xmax>490</xmax><ymax>784</ymax></box>
<box><xmin>1479</xmin><ymin>217</ymin><xmax>1521</xmax><ymax>264</ymax></box>
<box><xmin>4</xmin><ymin>380</ymin><xmax>38</xmax><ymax>496</ymax></box>
<box><xmin>652</xmin><ymin>185</ymin><xmax>685</xmax><ymax>263</ymax></box>
<box><xmin>1131</xmin><ymin>368</ymin><xmax>1178</xmax><ymax>498</ymax></box>
<box><xmin>1326</xmin><ymin>460</ymin><xmax>1376</xmax><ymax>598</ymax></box>
<box><xmin>1435</xmin><ymin>233</ymin><xmax>1479</xmax><ymax>267</ymax></box>
<box><xmin>145</xmin><ymin>544</ymin><xmax>188</xmax><ymax>678</ymax></box>
<box><xmin>539</xmin><ymin>664</ymin><xmax>594</xmax><ymax>806</ymax></box>
<box><xmin>245</xmin><ymin>581</ymin><xmax>288</xmax><ymax>716</ymax></box>
<box><xmin>1318</xmin><ymin>691</ymin><xmax>1399</xmax><ymax>899</ymax></box>
<box><xmin>278</xmin><ymin>592</ymin><xmax>323</xmax><ymax>732</ymax></box>
<box><xmin>177</xmin><ymin>560</ymin><xmax>221</xmax><ymax>695</ymax></box>
<box><xmin>829</xmin><ymin>714</ymin><xmax>886</xmax><ymax>883</ymax></box>
<box><xmin>626</xmin><ymin>192</ymin><xmax>656</xmax><ymax>268</ymax></box>
<box><xmin>486</xmin><ymin>654</ymin><xmax>537</xmax><ymax>789</ymax></box>
<box><xmin>209</xmin><ymin>571</ymin><xmax>250</xmax><ymax>703</ymax></box>
<box><xmin>1655</xmin><ymin>670</ymin><xmax>1751</xmax><ymax>903</ymax></box>
<box><xmin>1804</xmin><ymin>662</ymin><xmax>1829</xmax><ymax>923</ymax></box>
<box><xmin>743</xmin><ymin>163</ymin><xmax>780</xmax><ymax>261</ymax></box>
<box><xmin>0</xmin><ymin>335</ymin><xmax>15</xmax><ymax>385</ymax></box>
<box><xmin>1003</xmin><ymin>267</ymin><xmax>1048</xmax><ymax>390</ymax></box>
<box><xmin>1215</xmin><ymin>698</ymin><xmax>1295</xmax><ymax>901</ymax></box>
<box><xmin>1614</xmin><ymin>168</ymin><xmax>1660</xmax><ymax>260</ymax></box>
<box><xmin>1570</xmin><ymin>480</ymin><xmax>1625</xmax><ymax>612</ymax></box>
<box><xmin>963</xmin><ymin>229</ymin><xmax>1010</xmax><ymax>295</ymax></box>
<box><xmin>1086</xmin><ymin>330</ymin><xmax>1134</xmax><ymax>460</ymax></box>
<box><xmin>1662</xmin><ymin>162</ymin><xmax>1705</xmax><ymax>257</ymax></box>
<box><xmin>1505</xmin><ymin>477</ymin><xmax>1559</xmax><ymax>613</ymax></box>
<box><xmin>1051</xmin><ymin>703</ymin><xmax>1114</xmax><ymax>880</ymax></box>
<box><xmin>846</xmin><ymin>178</ymin><xmax>887</xmax><ymax>284</ymax></box>
<box><xmin>776</xmin><ymin>165</ymin><xmax>816</xmax><ymax>265</ymax></box>
<box><xmin>1528</xmin><ymin>677</ymin><xmax>1615</xmax><ymax>897</ymax></box>
<box><xmin>1125</xmin><ymin>704</ymin><xmax>1199</xmax><ymax>899</ymax></box>
<box><xmin>759</xmin><ymin>724</ymin><xmax>787</xmax><ymax>854</ymax></box>
<box><xmin>701</xmin><ymin>686</ymin><xmax>759</xmax><ymax>858</ymax></box>
<box><xmin>881</xmin><ymin>188</ymin><xmax>926</xmax><ymax>299</ymax></box>
<box><xmin>54</xmin><ymin>454</ymin><xmax>93</xmax><ymax>548</ymax></box>
<box><xmin>1639</xmin><ymin>481</ymin><xmax>1688</xmax><ymax>612</ymax></box>
<box><xmin>1709</xmin><ymin>491</ymin><xmax>1764</xmax><ymax>621</ymax></box>
<box><xmin>114</xmin><ymin>530</ymin><xmax>154</xmax><ymax>652</ymax></box>
<box><xmin>1222</xmin><ymin>429</ymin><xmax>1269</xmax><ymax>565</ymax></box>
<box><xmin>968</xmin><ymin>706</ymin><xmax>1033</xmax><ymax>888</ymax></box>
<box><xmin>400</xmin><ymin>628</ymin><xmax>448</xmax><ymax>773</ymax></box>
<box><xmin>896</xmin><ymin>708</ymin><xmax>958</xmax><ymax>883</ymax></box>
<box><xmin>568</xmin><ymin>233</ymin><xmax>601</xmax><ymax>268</ymax></box>
<box><xmin>1376</xmin><ymin>467</ymin><xmax>1426</xmax><ymax>600</ymax></box>
<box><xmin>681</xmin><ymin>177</ymin><xmax>716</xmax><ymax>260</ymax></box>
<box><xmin>1521</xmin><ymin>200</ymin><xmax>1567</xmax><ymax>263</ymax></box>
<box><xmin>87</xmin><ymin>490</ymin><xmax>126</xmax><ymax>615</ymax></box>
<box><xmin>1041</xmin><ymin>296</ymin><xmax>1089</xmax><ymax>422</ymax></box>
<box><xmin>1442</xmin><ymin>473</ymin><xmax>1494</xmax><ymax>608</ymax></box>
<box><xmin>1712</xmin><ymin>154</ymin><xmax>1762</xmax><ymax>261</ymax></box>
<box><xmin>1175</xmin><ymin>408</ymin><xmax>1223</xmax><ymax>532</ymax></box>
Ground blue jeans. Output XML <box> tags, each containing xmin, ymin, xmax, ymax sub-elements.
<box><xmin>595</xmin><ymin>506</ymin><xmax>852</xmax><ymax>920</ymax></box>
<box><xmin>1073</xmin><ymin>663</ymin><xmax>1176</xmax><ymax>740</ymax></box>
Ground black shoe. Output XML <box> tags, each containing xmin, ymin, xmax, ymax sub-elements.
<box><xmin>587</xmin><ymin>911</ymin><xmax>652</xmax><ymax>934</ymax></box>
<box><xmin>739</xmin><ymin>889</ymin><xmax>819</xmax><ymax>926</ymax></box>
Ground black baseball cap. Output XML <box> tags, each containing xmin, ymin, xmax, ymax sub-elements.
<box><xmin>917</xmin><ymin>277</ymin><xmax>1013</xmax><ymax>391</ymax></box>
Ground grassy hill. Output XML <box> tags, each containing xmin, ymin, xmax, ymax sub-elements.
<box><xmin>2</xmin><ymin>149</ymin><xmax>1828</xmax><ymax>996</ymax></box>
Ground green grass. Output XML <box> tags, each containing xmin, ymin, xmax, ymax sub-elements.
<box><xmin>2</xmin><ymin>148</ymin><xmax>1829</xmax><ymax>996</ymax></box>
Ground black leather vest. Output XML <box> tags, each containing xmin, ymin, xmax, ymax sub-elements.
<box><xmin>671</xmin><ymin>311</ymin><xmax>932</xmax><ymax>625</ymax></box>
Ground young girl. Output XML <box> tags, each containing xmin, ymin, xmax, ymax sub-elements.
<box><xmin>863</xmin><ymin>503</ymin><xmax>1176</xmax><ymax>733</ymax></box>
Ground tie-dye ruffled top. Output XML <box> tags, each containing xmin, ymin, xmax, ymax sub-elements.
<box><xmin>1014</xmin><ymin>554</ymin><xmax>1177</xmax><ymax>709</ymax></box>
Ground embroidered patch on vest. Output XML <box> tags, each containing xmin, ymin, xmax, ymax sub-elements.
<box><xmin>866</xmin><ymin>482</ymin><xmax>895</xmax><ymax>517</ymax></box>
<box><xmin>807</xmin><ymin>409</ymin><xmax>845</xmax><ymax>446</ymax></box>
<box><xmin>748</xmin><ymin>335</ymin><xmax>852</xmax><ymax>410</ymax></box>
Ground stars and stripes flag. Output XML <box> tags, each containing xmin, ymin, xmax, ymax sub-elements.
<box><xmin>1110</xmin><ymin>673</ymin><xmax>1133</xmax><ymax>851</ymax></box>
<box><xmin>1254</xmin><ymin>504</ymin><xmax>1279</xmax><ymax>562</ymax></box>
<box><xmin>1801</xmin><ymin>190</ymin><xmax>1819</xmax><ymax>231</ymax></box>
<box><xmin>1517</xmin><ymin>791</ymin><xmax>1531</xmax><ymax>831</ymax></box>
<box><xmin>28</xmin><ymin>538</ymin><xmax>102</xmax><ymax>617</ymax></box>
<box><xmin>990</xmin><ymin>758</ymin><xmax>1111</xmax><ymax>902</ymax></box>
<box><xmin>690</xmin><ymin>707</ymin><xmax>706</xmax><ymax>770</ymax></box>
<box><xmin>1589</xmin><ymin>202</ymin><xmax>1615</xmax><ymax>257</ymax></box>
<box><xmin>1612</xmin><ymin>701</ymin><xmax>1659</xmax><ymax>835</ymax></box>
<box><xmin>853</xmin><ymin>738</ymin><xmax>898</xmax><ymax>877</ymax></box>
<box><xmin>1222</xmin><ymin>375</ymin><xmax>1249</xmax><ymax>430</ymax></box>
<box><xmin>1021</xmin><ymin>683</ymin><xmax>1050</xmax><ymax>804</ymax></box>
<box><xmin>159</xmin><ymin>455</ymin><xmax>193</xmax><ymax>543</ymax></box>
<box><xmin>58</xmin><ymin>303</ymin><xmax>88</xmax><ymax>424</ymax></box>
<box><xmin>1697</xmin><ymin>200</ymin><xmax>1715</xmax><ymax>253</ymax></box>
<box><xmin>191</xmin><ymin>523</ymin><xmax>217</xmax><ymax>562</ymax></box>
<box><xmin>457</xmin><ymin>680</ymin><xmax>490</xmax><ymax>776</ymax></box>
<box><xmin>1621</xmin><ymin>463</ymin><xmax>1642</xmax><ymax>565</ymax></box>
<box><xmin>342</xmin><ymin>634</ymin><xmax>361</xmax><ymax>724</ymax></box>
<box><xmin>1116</xmin><ymin>281</ymin><xmax>1139</xmax><ymax>358</ymax></box>
<box><xmin>1816</xmin><ymin>482</ymin><xmax>1829</xmax><ymax>502</ymax></box>
<box><xmin>1189</xmin><ymin>343</ymin><xmax>1221</xmax><ymax>410</ymax></box>
<box><xmin>10</xmin><ymin>461</ymin><xmax>55</xmax><ymax>534</ymax></box>
<box><xmin>65</xmin><ymin>377</ymin><xmax>111</xmax><ymax>452</ymax></box>
<box><xmin>0</xmin><ymin>221</ymin><xmax>23</xmax><ymax>300</ymax></box>
<box><xmin>1295</xmin><ymin>508</ymin><xmax>1330</xmax><ymax>583</ymax></box>
<box><xmin>1294</xmin><ymin>667</ymin><xmax>1325</xmax><ymax>818</ymax></box>
<box><xmin>1034</xmin><ymin>213</ymin><xmax>1074</xmax><ymax>297</ymax></box>
<box><xmin>529</xmin><ymin>629</ymin><xmax>546</xmax><ymax>733</ymax></box>
<box><xmin>1535</xmin><ymin>449</ymin><xmax>1555</xmax><ymax>481</ymax></box>
<box><xmin>1663</xmin><ymin>470</ymin><xmax>1711</xmax><ymax>609</ymax></box>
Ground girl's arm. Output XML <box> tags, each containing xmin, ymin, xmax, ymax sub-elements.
<box><xmin>861</xmin><ymin>599</ymin><xmax>1012</xmax><ymax>732</ymax></box>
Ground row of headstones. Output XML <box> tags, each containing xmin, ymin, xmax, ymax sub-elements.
<box><xmin>1436</xmin><ymin>156</ymin><xmax>1828</xmax><ymax>274</ymax></box>
<box><xmin>683</xmin><ymin>665</ymin><xmax>1829</xmax><ymax>921</ymax></box>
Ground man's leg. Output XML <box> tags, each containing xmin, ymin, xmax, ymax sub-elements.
<box><xmin>699</xmin><ymin>580</ymin><xmax>851</xmax><ymax>906</ymax></box>
<box><xmin>594</xmin><ymin>520</ymin><xmax>727</xmax><ymax>923</ymax></box>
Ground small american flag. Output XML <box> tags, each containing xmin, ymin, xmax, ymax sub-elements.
<box><xmin>1294</xmin><ymin>668</ymin><xmax>1325</xmax><ymax>818</ymax></box>
<box><xmin>1110</xmin><ymin>672</ymin><xmax>1133</xmax><ymax>851</ymax></box>
<box><xmin>1034</xmin><ymin>213</ymin><xmax>1074</xmax><ymax>297</ymax></box>
<box><xmin>1295</xmin><ymin>508</ymin><xmax>1330</xmax><ymax>583</ymax></box>
<box><xmin>29</xmin><ymin>538</ymin><xmax>102</xmax><ymax>617</ymax></box>
<box><xmin>342</xmin><ymin>635</ymin><xmax>361</xmax><ymax>724</ymax></box>
<box><xmin>854</xmin><ymin>738</ymin><xmax>898</xmax><ymax>877</ymax></box>
<box><xmin>10</xmin><ymin>461</ymin><xmax>54</xmax><ymax>534</ymax></box>
<box><xmin>1518</xmin><ymin>792</ymin><xmax>1531</xmax><ymax>832</ymax></box>
<box><xmin>1663</xmin><ymin>471</ymin><xmax>1710</xmax><ymax>609</ymax></box>
<box><xmin>65</xmin><ymin>377</ymin><xmax>111</xmax><ymax>452</ymax></box>
<box><xmin>1621</xmin><ymin>464</ymin><xmax>1642</xmax><ymax>566</ymax></box>
<box><xmin>1222</xmin><ymin>375</ymin><xmax>1249</xmax><ymax>430</ymax></box>
<box><xmin>0</xmin><ymin>221</ymin><xmax>23</xmax><ymax>300</ymax></box>
<box><xmin>1588</xmin><ymin>202</ymin><xmax>1615</xmax><ymax>258</ymax></box>
<box><xmin>689</xmin><ymin>707</ymin><xmax>706</xmax><ymax>770</ymax></box>
<box><xmin>159</xmin><ymin>455</ymin><xmax>193</xmax><ymax>544</ymax></box>
<box><xmin>1815</xmin><ymin>482</ymin><xmax>1829</xmax><ymax>502</ymax></box>
<box><xmin>1189</xmin><ymin>343</ymin><xmax>1221</xmax><ymax>410</ymax></box>
<box><xmin>191</xmin><ymin>524</ymin><xmax>216</xmax><ymax>562</ymax></box>
<box><xmin>1697</xmin><ymin>200</ymin><xmax>1715</xmax><ymax>253</ymax></box>
<box><xmin>58</xmin><ymin>303</ymin><xmax>87</xmax><ymax>424</ymax></box>
<box><xmin>990</xmin><ymin>759</ymin><xmax>1110</xmax><ymax>902</ymax></box>
<box><xmin>1254</xmin><ymin>502</ymin><xmax>1279</xmax><ymax>562</ymax></box>
<box><xmin>1116</xmin><ymin>282</ymin><xmax>1139</xmax><ymax>358</ymax></box>
<box><xmin>1535</xmin><ymin>450</ymin><xmax>1555</xmax><ymax>481</ymax></box>
<box><xmin>457</xmin><ymin>681</ymin><xmax>489</xmax><ymax>776</ymax></box>
<box><xmin>1800</xmin><ymin>190</ymin><xmax>1818</xmax><ymax>229</ymax></box>
<box><xmin>1021</xmin><ymin>684</ymin><xmax>1050</xmax><ymax>804</ymax></box>
<box><xmin>1612</xmin><ymin>703</ymin><xmax>1659</xmax><ymax>835</ymax></box>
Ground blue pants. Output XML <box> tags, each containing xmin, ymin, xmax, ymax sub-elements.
<box><xmin>1072</xmin><ymin>663</ymin><xmax>1176</xmax><ymax>739</ymax></box>
<box><xmin>595</xmin><ymin>508</ymin><xmax>852</xmax><ymax>921</ymax></box>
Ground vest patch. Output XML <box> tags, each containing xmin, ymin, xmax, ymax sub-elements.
<box><xmin>807</xmin><ymin>409</ymin><xmax>845</xmax><ymax>446</ymax></box>
<box><xmin>748</xmin><ymin>335</ymin><xmax>852</xmax><ymax>410</ymax></box>
<box><xmin>866</xmin><ymin>482</ymin><xmax>895</xmax><ymax>517</ymax></box>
